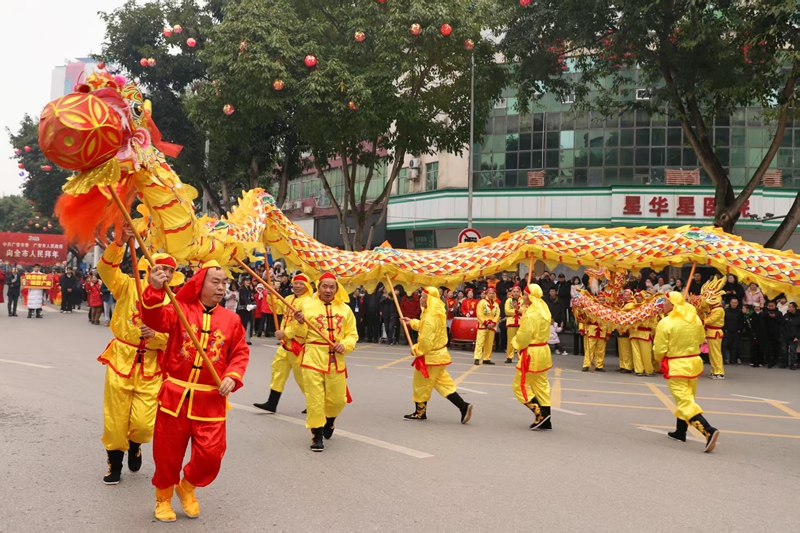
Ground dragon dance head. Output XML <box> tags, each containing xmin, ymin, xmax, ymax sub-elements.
<box><xmin>689</xmin><ymin>276</ymin><xmax>725</xmax><ymax>310</ymax></box>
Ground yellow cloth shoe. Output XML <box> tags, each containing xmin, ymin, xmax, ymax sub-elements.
<box><xmin>175</xmin><ymin>478</ymin><xmax>200</xmax><ymax>518</ymax></box>
<box><xmin>154</xmin><ymin>487</ymin><xmax>176</xmax><ymax>522</ymax></box>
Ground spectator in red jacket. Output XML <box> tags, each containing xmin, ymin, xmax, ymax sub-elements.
<box><xmin>85</xmin><ymin>275</ymin><xmax>104</xmax><ymax>325</ymax></box>
<box><xmin>400</xmin><ymin>290</ymin><xmax>422</xmax><ymax>343</ymax></box>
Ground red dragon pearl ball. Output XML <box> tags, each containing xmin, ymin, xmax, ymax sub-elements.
<box><xmin>272</xmin><ymin>79</ymin><xmax>285</xmax><ymax>91</ymax></box>
<box><xmin>410</xmin><ymin>24</ymin><xmax>422</xmax><ymax>36</ymax></box>
<box><xmin>304</xmin><ymin>54</ymin><xmax>318</xmax><ymax>67</ymax></box>
<box><xmin>440</xmin><ymin>24</ymin><xmax>452</xmax><ymax>37</ymax></box>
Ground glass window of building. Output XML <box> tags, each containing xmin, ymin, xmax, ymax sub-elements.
<box><xmin>426</xmin><ymin>161</ymin><xmax>439</xmax><ymax>191</ymax></box>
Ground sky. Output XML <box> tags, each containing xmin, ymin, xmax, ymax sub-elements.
<box><xmin>0</xmin><ymin>1</ymin><xmax>125</xmax><ymax>196</ymax></box>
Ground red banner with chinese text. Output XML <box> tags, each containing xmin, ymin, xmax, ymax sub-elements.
<box><xmin>22</xmin><ymin>273</ymin><xmax>54</xmax><ymax>289</ymax></box>
<box><xmin>0</xmin><ymin>232</ymin><xmax>69</xmax><ymax>266</ymax></box>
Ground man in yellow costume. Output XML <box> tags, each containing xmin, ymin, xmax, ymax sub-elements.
<box><xmin>96</xmin><ymin>225</ymin><xmax>181</xmax><ymax>485</ymax></box>
<box><xmin>473</xmin><ymin>287</ymin><xmax>501</xmax><ymax>365</ymax></box>
<box><xmin>504</xmin><ymin>284</ymin><xmax>524</xmax><ymax>364</ymax></box>
<box><xmin>582</xmin><ymin>315</ymin><xmax>609</xmax><ymax>372</ymax></box>
<box><xmin>401</xmin><ymin>287</ymin><xmax>473</xmax><ymax>423</ymax></box>
<box><xmin>292</xmin><ymin>272</ymin><xmax>358</xmax><ymax>452</ymax></box>
<box><xmin>701</xmin><ymin>288</ymin><xmax>725</xmax><ymax>380</ymax></box>
<box><xmin>616</xmin><ymin>289</ymin><xmax>634</xmax><ymax>373</ymax></box>
<box><xmin>512</xmin><ymin>284</ymin><xmax>553</xmax><ymax>430</ymax></box>
<box><xmin>653</xmin><ymin>292</ymin><xmax>720</xmax><ymax>452</ymax></box>
<box><xmin>629</xmin><ymin>292</ymin><xmax>656</xmax><ymax>376</ymax></box>
<box><xmin>253</xmin><ymin>274</ymin><xmax>313</xmax><ymax>413</ymax></box>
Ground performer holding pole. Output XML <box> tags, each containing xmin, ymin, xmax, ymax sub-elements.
<box><xmin>653</xmin><ymin>291</ymin><xmax>720</xmax><ymax>452</ymax></box>
<box><xmin>289</xmin><ymin>272</ymin><xmax>358</xmax><ymax>452</ymax></box>
<box><xmin>399</xmin><ymin>285</ymin><xmax>473</xmax><ymax>423</ymax></box>
<box><xmin>142</xmin><ymin>260</ymin><xmax>250</xmax><ymax>521</ymax></box>
<box><xmin>512</xmin><ymin>284</ymin><xmax>553</xmax><ymax>430</ymax></box>
<box><xmin>95</xmin><ymin>224</ymin><xmax>178</xmax><ymax>485</ymax></box>
<box><xmin>253</xmin><ymin>273</ymin><xmax>314</xmax><ymax>413</ymax></box>
<box><xmin>504</xmin><ymin>284</ymin><xmax>524</xmax><ymax>364</ymax></box>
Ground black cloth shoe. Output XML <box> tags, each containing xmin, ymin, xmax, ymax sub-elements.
<box><xmin>447</xmin><ymin>392</ymin><xmax>472</xmax><ymax>424</ymax></box>
<box><xmin>27</xmin><ymin>310</ymin><xmax>33</xmax><ymax>318</ymax></box>
<box><xmin>537</xmin><ymin>406</ymin><xmax>552</xmax><ymax>430</ymax></box>
<box><xmin>301</xmin><ymin>409</ymin><xmax>307</xmax><ymax>414</ymax></box>
<box><xmin>505</xmin><ymin>358</ymin><xmax>514</xmax><ymax>364</ymax></box>
<box><xmin>323</xmin><ymin>417</ymin><xmax>336</xmax><ymax>439</ymax></box>
<box><xmin>483</xmin><ymin>360</ymin><xmax>496</xmax><ymax>365</ymax></box>
<box><xmin>689</xmin><ymin>414</ymin><xmax>719</xmax><ymax>452</ymax></box>
<box><xmin>127</xmin><ymin>441</ymin><xmax>142</xmax><ymax>472</ymax></box>
<box><xmin>310</xmin><ymin>428</ymin><xmax>324</xmax><ymax>452</ymax></box>
<box><xmin>403</xmin><ymin>402</ymin><xmax>427</xmax><ymax>420</ymax></box>
<box><xmin>253</xmin><ymin>389</ymin><xmax>281</xmax><ymax>413</ymax></box>
<box><xmin>582</xmin><ymin>367</ymin><xmax>589</xmax><ymax>372</ymax></box>
<box><xmin>473</xmin><ymin>360</ymin><xmax>480</xmax><ymax>366</ymax></box>
<box><xmin>668</xmin><ymin>418</ymin><xmax>688</xmax><ymax>442</ymax></box>
<box><xmin>620</xmin><ymin>369</ymin><xmax>633</xmax><ymax>374</ymax></box>
<box><xmin>103</xmin><ymin>450</ymin><xmax>124</xmax><ymax>484</ymax></box>
<box><xmin>36</xmin><ymin>310</ymin><xmax>43</xmax><ymax>318</ymax></box>
<box><xmin>595</xmin><ymin>367</ymin><xmax>606</xmax><ymax>372</ymax></box>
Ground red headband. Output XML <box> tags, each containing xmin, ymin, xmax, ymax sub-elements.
<box><xmin>512</xmin><ymin>284</ymin><xmax>520</xmax><ymax>289</ymax></box>
<box><xmin>155</xmin><ymin>257</ymin><xmax>177</xmax><ymax>269</ymax></box>
<box><xmin>293</xmin><ymin>274</ymin><xmax>310</xmax><ymax>283</ymax></box>
<box><xmin>524</xmin><ymin>285</ymin><xmax>531</xmax><ymax>294</ymax></box>
<box><xmin>319</xmin><ymin>272</ymin><xmax>336</xmax><ymax>282</ymax></box>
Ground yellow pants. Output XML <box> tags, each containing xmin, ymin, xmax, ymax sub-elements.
<box><xmin>412</xmin><ymin>365</ymin><xmax>457</xmax><ymax>402</ymax></box>
<box><xmin>631</xmin><ymin>339</ymin><xmax>654</xmax><ymax>375</ymax></box>
<box><xmin>506</xmin><ymin>327</ymin><xmax>519</xmax><ymax>361</ymax></box>
<box><xmin>303</xmin><ymin>368</ymin><xmax>347</xmax><ymax>429</ymax></box>
<box><xmin>668</xmin><ymin>377</ymin><xmax>702</xmax><ymax>421</ymax></box>
<box><xmin>512</xmin><ymin>371</ymin><xmax>551</xmax><ymax>406</ymax></box>
<box><xmin>582</xmin><ymin>337</ymin><xmax>607</xmax><ymax>369</ymax></box>
<box><xmin>269</xmin><ymin>347</ymin><xmax>305</xmax><ymax>394</ymax></box>
<box><xmin>618</xmin><ymin>337</ymin><xmax>633</xmax><ymax>371</ymax></box>
<box><xmin>474</xmin><ymin>329</ymin><xmax>496</xmax><ymax>361</ymax></box>
<box><xmin>707</xmin><ymin>337</ymin><xmax>724</xmax><ymax>376</ymax></box>
<box><xmin>102</xmin><ymin>364</ymin><xmax>161</xmax><ymax>451</ymax></box>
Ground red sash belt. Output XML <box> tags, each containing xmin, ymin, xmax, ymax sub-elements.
<box><xmin>411</xmin><ymin>344</ymin><xmax>447</xmax><ymax>379</ymax></box>
<box><xmin>281</xmin><ymin>337</ymin><xmax>304</xmax><ymax>356</ymax></box>
<box><xmin>520</xmin><ymin>343</ymin><xmax>547</xmax><ymax>402</ymax></box>
<box><xmin>660</xmin><ymin>354</ymin><xmax>699</xmax><ymax>378</ymax></box>
<box><xmin>705</xmin><ymin>326</ymin><xmax>722</xmax><ymax>330</ymax></box>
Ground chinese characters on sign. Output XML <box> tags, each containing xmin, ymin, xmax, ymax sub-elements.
<box><xmin>22</xmin><ymin>273</ymin><xmax>53</xmax><ymax>289</ymax></box>
<box><xmin>619</xmin><ymin>195</ymin><xmax>752</xmax><ymax>220</ymax></box>
<box><xmin>0</xmin><ymin>232</ymin><xmax>69</xmax><ymax>266</ymax></box>
<box><xmin>648</xmin><ymin>196</ymin><xmax>668</xmax><ymax>217</ymax></box>
<box><xmin>623</xmin><ymin>196</ymin><xmax>642</xmax><ymax>215</ymax></box>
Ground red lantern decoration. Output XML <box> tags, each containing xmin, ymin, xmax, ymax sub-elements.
<box><xmin>140</xmin><ymin>57</ymin><xmax>149</xmax><ymax>67</ymax></box>
<box><xmin>223</xmin><ymin>104</ymin><xmax>235</xmax><ymax>115</ymax></box>
<box><xmin>147</xmin><ymin>58</ymin><xmax>157</xmax><ymax>67</ymax></box>
<box><xmin>273</xmin><ymin>79</ymin><xmax>285</xmax><ymax>91</ymax></box>
<box><xmin>38</xmin><ymin>93</ymin><xmax>124</xmax><ymax>171</ymax></box>
<box><xmin>410</xmin><ymin>24</ymin><xmax>422</xmax><ymax>36</ymax></box>
<box><xmin>24</xmin><ymin>146</ymin><xmax>31</xmax><ymax>152</ymax></box>
<box><xmin>186</xmin><ymin>37</ymin><xmax>197</xmax><ymax>48</ymax></box>
<box><xmin>440</xmin><ymin>24</ymin><xmax>452</xmax><ymax>37</ymax></box>
<box><xmin>348</xmin><ymin>101</ymin><xmax>359</xmax><ymax>111</ymax></box>
<box><xmin>304</xmin><ymin>54</ymin><xmax>318</xmax><ymax>68</ymax></box>
<box><xmin>43</xmin><ymin>227</ymin><xmax>49</xmax><ymax>232</ymax></box>
<box><xmin>163</xmin><ymin>28</ymin><xmax>173</xmax><ymax>37</ymax></box>
<box><xmin>377</xmin><ymin>0</ymin><xmax>386</xmax><ymax>3</ymax></box>
<box><xmin>41</xmin><ymin>165</ymin><xmax>52</xmax><ymax>172</ymax></box>
<box><xmin>96</xmin><ymin>62</ymin><xmax>105</xmax><ymax>70</ymax></box>
<box><xmin>354</xmin><ymin>31</ymin><xmax>366</xmax><ymax>43</ymax></box>
<box><xmin>520</xmin><ymin>0</ymin><xmax>531</xmax><ymax>5</ymax></box>
<box><xmin>464</xmin><ymin>39</ymin><xmax>475</xmax><ymax>50</ymax></box>
<box><xmin>239</xmin><ymin>40</ymin><xmax>248</xmax><ymax>54</ymax></box>
<box><xmin>173</xmin><ymin>25</ymin><xmax>182</xmax><ymax>34</ymax></box>
<box><xmin>18</xmin><ymin>163</ymin><xmax>24</xmax><ymax>169</ymax></box>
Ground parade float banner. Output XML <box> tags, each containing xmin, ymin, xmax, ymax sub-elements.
<box><xmin>22</xmin><ymin>273</ymin><xmax>53</xmax><ymax>289</ymax></box>
<box><xmin>0</xmin><ymin>232</ymin><xmax>69</xmax><ymax>266</ymax></box>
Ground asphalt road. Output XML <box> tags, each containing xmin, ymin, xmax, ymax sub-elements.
<box><xmin>2</xmin><ymin>303</ymin><xmax>800</xmax><ymax>532</ymax></box>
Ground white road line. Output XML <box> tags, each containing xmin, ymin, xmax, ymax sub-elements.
<box><xmin>552</xmin><ymin>407</ymin><xmax>585</xmax><ymax>416</ymax></box>
<box><xmin>0</xmin><ymin>358</ymin><xmax>54</xmax><ymax>369</ymax></box>
<box><xmin>731</xmin><ymin>394</ymin><xmax>788</xmax><ymax>404</ymax></box>
<box><xmin>636</xmin><ymin>426</ymin><xmax>703</xmax><ymax>443</ymax></box>
<box><xmin>230</xmin><ymin>402</ymin><xmax>434</xmax><ymax>459</ymax></box>
<box><xmin>458</xmin><ymin>387</ymin><xmax>488</xmax><ymax>395</ymax></box>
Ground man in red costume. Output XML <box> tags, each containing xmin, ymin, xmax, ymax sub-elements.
<box><xmin>142</xmin><ymin>260</ymin><xmax>250</xmax><ymax>522</ymax></box>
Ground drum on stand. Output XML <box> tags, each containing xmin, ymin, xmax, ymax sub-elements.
<box><xmin>450</xmin><ymin>317</ymin><xmax>478</xmax><ymax>350</ymax></box>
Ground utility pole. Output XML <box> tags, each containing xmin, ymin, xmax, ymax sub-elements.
<box><xmin>467</xmin><ymin>53</ymin><xmax>475</xmax><ymax>229</ymax></box>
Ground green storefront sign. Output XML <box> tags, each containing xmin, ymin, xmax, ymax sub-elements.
<box><xmin>413</xmin><ymin>230</ymin><xmax>437</xmax><ymax>249</ymax></box>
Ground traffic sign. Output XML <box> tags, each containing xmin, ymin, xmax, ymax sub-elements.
<box><xmin>458</xmin><ymin>228</ymin><xmax>482</xmax><ymax>244</ymax></box>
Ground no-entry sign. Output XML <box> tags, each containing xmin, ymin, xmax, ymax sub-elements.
<box><xmin>458</xmin><ymin>228</ymin><xmax>481</xmax><ymax>243</ymax></box>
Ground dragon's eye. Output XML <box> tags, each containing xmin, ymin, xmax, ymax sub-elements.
<box><xmin>131</xmin><ymin>102</ymin><xmax>143</xmax><ymax>118</ymax></box>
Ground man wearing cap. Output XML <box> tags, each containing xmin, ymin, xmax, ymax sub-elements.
<box><xmin>474</xmin><ymin>287</ymin><xmax>501</xmax><ymax>365</ymax></box>
<box><xmin>628</xmin><ymin>291</ymin><xmax>656</xmax><ymax>376</ymax></box>
<box><xmin>291</xmin><ymin>272</ymin><xmax>358</xmax><ymax>452</ymax></box>
<box><xmin>401</xmin><ymin>287</ymin><xmax>473</xmax><ymax>423</ymax></box>
<box><xmin>460</xmin><ymin>288</ymin><xmax>478</xmax><ymax>318</ymax></box>
<box><xmin>143</xmin><ymin>260</ymin><xmax>250</xmax><ymax>521</ymax></box>
<box><xmin>95</xmin><ymin>225</ymin><xmax>178</xmax><ymax>485</ymax></box>
<box><xmin>253</xmin><ymin>273</ymin><xmax>314</xmax><ymax>413</ymax></box>
<box><xmin>512</xmin><ymin>284</ymin><xmax>553</xmax><ymax>430</ymax></box>
<box><xmin>504</xmin><ymin>285</ymin><xmax>524</xmax><ymax>363</ymax></box>
<box><xmin>653</xmin><ymin>292</ymin><xmax>720</xmax><ymax>452</ymax></box>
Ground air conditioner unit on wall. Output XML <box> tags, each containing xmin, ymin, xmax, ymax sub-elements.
<box><xmin>408</xmin><ymin>168</ymin><xmax>420</xmax><ymax>180</ymax></box>
<box><xmin>303</xmin><ymin>206</ymin><xmax>313</xmax><ymax>214</ymax></box>
<box><xmin>409</xmin><ymin>158</ymin><xmax>421</xmax><ymax>169</ymax></box>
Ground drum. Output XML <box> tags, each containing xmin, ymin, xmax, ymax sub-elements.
<box><xmin>451</xmin><ymin>317</ymin><xmax>478</xmax><ymax>343</ymax></box>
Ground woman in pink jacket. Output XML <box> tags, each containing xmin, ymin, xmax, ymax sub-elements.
<box><xmin>743</xmin><ymin>283</ymin><xmax>765</xmax><ymax>308</ymax></box>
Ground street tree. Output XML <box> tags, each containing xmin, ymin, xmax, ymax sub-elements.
<box><xmin>206</xmin><ymin>0</ymin><xmax>506</xmax><ymax>249</ymax></box>
<box><xmin>502</xmin><ymin>0</ymin><xmax>799</xmax><ymax>247</ymax></box>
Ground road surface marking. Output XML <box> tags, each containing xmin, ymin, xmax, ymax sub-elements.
<box><xmin>0</xmin><ymin>358</ymin><xmax>53</xmax><ymax>369</ymax></box>
<box><xmin>731</xmin><ymin>394</ymin><xmax>788</xmax><ymax>404</ymax></box>
<box><xmin>376</xmin><ymin>355</ymin><xmax>414</xmax><ymax>369</ymax></box>
<box><xmin>458</xmin><ymin>387</ymin><xmax>488</xmax><ymax>395</ymax></box>
<box><xmin>764</xmin><ymin>400</ymin><xmax>800</xmax><ymax>419</ymax></box>
<box><xmin>453</xmin><ymin>364</ymin><xmax>481</xmax><ymax>386</ymax></box>
<box><xmin>640</xmin><ymin>424</ymin><xmax>800</xmax><ymax>441</ymax></box>
<box><xmin>230</xmin><ymin>403</ymin><xmax>433</xmax><ymax>459</ymax></box>
<box><xmin>552</xmin><ymin>407</ymin><xmax>585</xmax><ymax>416</ymax></box>
<box><xmin>636</xmin><ymin>426</ymin><xmax>704</xmax><ymax>443</ymax></box>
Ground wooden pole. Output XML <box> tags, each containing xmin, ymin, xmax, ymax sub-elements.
<box><xmin>262</xmin><ymin>260</ymin><xmax>281</xmax><ymax>332</ymax></box>
<box><xmin>526</xmin><ymin>255</ymin><xmax>534</xmax><ymax>286</ymax></box>
<box><xmin>234</xmin><ymin>258</ymin><xmax>336</xmax><ymax>349</ymax></box>
<box><xmin>385</xmin><ymin>275</ymin><xmax>415</xmax><ymax>349</ymax></box>
<box><xmin>108</xmin><ymin>188</ymin><xmax>222</xmax><ymax>386</ymax></box>
<box><xmin>683</xmin><ymin>262</ymin><xmax>697</xmax><ymax>298</ymax></box>
<box><xmin>128</xmin><ymin>237</ymin><xmax>143</xmax><ymax>306</ymax></box>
